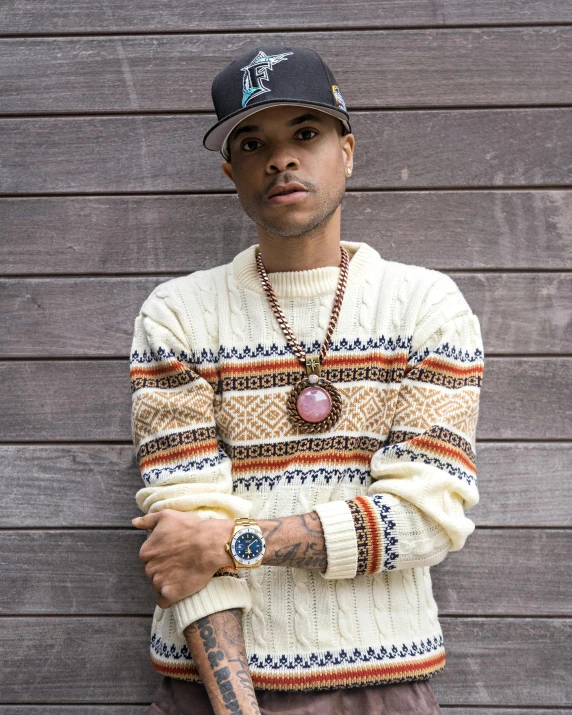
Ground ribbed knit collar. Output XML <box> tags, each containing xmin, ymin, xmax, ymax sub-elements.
<box><xmin>232</xmin><ymin>240</ymin><xmax>381</xmax><ymax>298</ymax></box>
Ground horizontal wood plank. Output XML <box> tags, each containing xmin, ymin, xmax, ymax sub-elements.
<box><xmin>1</xmin><ymin>109</ymin><xmax>571</xmax><ymax>194</ymax></box>
<box><xmin>440</xmin><ymin>705</ymin><xmax>572</xmax><ymax>715</ymax></box>
<box><xmin>0</xmin><ymin>711</ymin><xmax>568</xmax><ymax>715</ymax></box>
<box><xmin>443</xmin><ymin>712</ymin><xmax>572</xmax><ymax>715</ymax></box>
<box><xmin>1</xmin><ymin>191</ymin><xmax>571</xmax><ymax>274</ymax></box>
<box><xmin>0</xmin><ymin>443</ymin><xmax>569</xmax><ymax>528</ymax></box>
<box><xmin>0</xmin><ymin>709</ymin><xmax>148</xmax><ymax>714</ymax></box>
<box><xmin>2</xmin><ymin>28</ymin><xmax>572</xmax><ymax>113</ymax></box>
<box><xmin>0</xmin><ymin>358</ymin><xmax>569</xmax><ymax>440</ymax></box>
<box><xmin>3</xmin><ymin>273</ymin><xmax>572</xmax><ymax>356</ymax></box>
<box><xmin>0</xmin><ymin>616</ymin><xmax>160</xmax><ymax>701</ymax></box>
<box><xmin>2</xmin><ymin>0</ymin><xmax>572</xmax><ymax>34</ymax></box>
<box><xmin>431</xmin><ymin>618</ymin><xmax>572</xmax><ymax>705</ymax></box>
<box><xmin>1</xmin><ymin>529</ymin><xmax>568</xmax><ymax>616</ymax></box>
<box><xmin>0</xmin><ymin>616</ymin><xmax>568</xmax><ymax>704</ymax></box>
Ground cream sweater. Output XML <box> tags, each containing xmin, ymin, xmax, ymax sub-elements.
<box><xmin>130</xmin><ymin>240</ymin><xmax>484</xmax><ymax>691</ymax></box>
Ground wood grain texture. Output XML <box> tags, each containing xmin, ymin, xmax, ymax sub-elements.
<box><xmin>0</xmin><ymin>617</ymin><xmax>569</xmax><ymax>704</ymax></box>
<box><xmin>432</xmin><ymin>618</ymin><xmax>572</xmax><ymax>705</ymax></box>
<box><xmin>0</xmin><ymin>710</ymin><xmax>568</xmax><ymax>715</ymax></box>
<box><xmin>1</xmin><ymin>191</ymin><xmax>571</xmax><ymax>274</ymax></box>
<box><xmin>2</xmin><ymin>272</ymin><xmax>571</xmax><ymax>355</ymax></box>
<box><xmin>0</xmin><ymin>709</ymin><xmax>149</xmax><ymax>715</ymax></box>
<box><xmin>0</xmin><ymin>358</ymin><xmax>570</xmax><ymax>439</ymax></box>
<box><xmin>0</xmin><ymin>711</ymin><xmax>568</xmax><ymax>715</ymax></box>
<box><xmin>2</xmin><ymin>0</ymin><xmax>572</xmax><ymax>34</ymax></box>
<box><xmin>0</xmin><ymin>529</ymin><xmax>569</xmax><ymax>615</ymax></box>
<box><xmin>1</xmin><ymin>443</ymin><xmax>568</xmax><ymax>528</ymax></box>
<box><xmin>443</xmin><ymin>712</ymin><xmax>572</xmax><ymax>715</ymax></box>
<box><xmin>1</xmin><ymin>109</ymin><xmax>571</xmax><ymax>194</ymax></box>
<box><xmin>2</xmin><ymin>28</ymin><xmax>572</xmax><ymax>113</ymax></box>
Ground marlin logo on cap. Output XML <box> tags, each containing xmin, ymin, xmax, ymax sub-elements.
<box><xmin>241</xmin><ymin>50</ymin><xmax>293</xmax><ymax>107</ymax></box>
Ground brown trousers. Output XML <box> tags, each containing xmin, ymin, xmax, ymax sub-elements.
<box><xmin>145</xmin><ymin>676</ymin><xmax>442</xmax><ymax>714</ymax></box>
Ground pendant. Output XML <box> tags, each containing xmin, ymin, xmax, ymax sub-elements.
<box><xmin>286</xmin><ymin>355</ymin><xmax>342</xmax><ymax>433</ymax></box>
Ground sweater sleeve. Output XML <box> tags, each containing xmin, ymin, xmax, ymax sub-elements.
<box><xmin>315</xmin><ymin>275</ymin><xmax>484</xmax><ymax>579</ymax></box>
<box><xmin>130</xmin><ymin>284</ymin><xmax>253</xmax><ymax>638</ymax></box>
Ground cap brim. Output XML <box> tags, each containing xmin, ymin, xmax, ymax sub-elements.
<box><xmin>203</xmin><ymin>100</ymin><xmax>351</xmax><ymax>160</ymax></box>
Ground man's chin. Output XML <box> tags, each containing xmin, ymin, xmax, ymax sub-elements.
<box><xmin>257</xmin><ymin>221</ymin><xmax>319</xmax><ymax>238</ymax></box>
<box><xmin>254</xmin><ymin>212</ymin><xmax>318</xmax><ymax>237</ymax></box>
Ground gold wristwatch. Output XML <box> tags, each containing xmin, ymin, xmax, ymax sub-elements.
<box><xmin>225</xmin><ymin>517</ymin><xmax>266</xmax><ymax>569</ymax></box>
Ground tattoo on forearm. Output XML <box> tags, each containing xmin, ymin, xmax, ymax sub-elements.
<box><xmin>228</xmin><ymin>652</ymin><xmax>259</xmax><ymax>711</ymax></box>
<box><xmin>260</xmin><ymin>512</ymin><xmax>328</xmax><ymax>571</ymax></box>
<box><xmin>196</xmin><ymin>614</ymin><xmax>245</xmax><ymax>714</ymax></box>
<box><xmin>185</xmin><ymin>620</ymin><xmax>199</xmax><ymax>637</ymax></box>
<box><xmin>221</xmin><ymin>608</ymin><xmax>245</xmax><ymax>649</ymax></box>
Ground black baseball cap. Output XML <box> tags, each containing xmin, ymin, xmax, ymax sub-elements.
<box><xmin>203</xmin><ymin>46</ymin><xmax>351</xmax><ymax>160</ymax></box>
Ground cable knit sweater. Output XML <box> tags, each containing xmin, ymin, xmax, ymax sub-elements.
<box><xmin>130</xmin><ymin>239</ymin><xmax>484</xmax><ymax>691</ymax></box>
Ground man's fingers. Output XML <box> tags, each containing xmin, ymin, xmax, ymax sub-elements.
<box><xmin>132</xmin><ymin>512</ymin><xmax>161</xmax><ymax>528</ymax></box>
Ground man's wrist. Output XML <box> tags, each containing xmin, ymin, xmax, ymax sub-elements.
<box><xmin>209</xmin><ymin>518</ymin><xmax>237</xmax><ymax>571</ymax></box>
<box><xmin>212</xmin><ymin>513</ymin><xmax>328</xmax><ymax>572</ymax></box>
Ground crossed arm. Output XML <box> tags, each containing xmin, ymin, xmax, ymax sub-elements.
<box><xmin>132</xmin><ymin>510</ymin><xmax>326</xmax><ymax>715</ymax></box>
<box><xmin>132</xmin><ymin>509</ymin><xmax>328</xmax><ymax>610</ymax></box>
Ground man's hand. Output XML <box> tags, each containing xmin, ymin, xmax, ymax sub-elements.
<box><xmin>131</xmin><ymin>509</ymin><xmax>234</xmax><ymax>609</ymax></box>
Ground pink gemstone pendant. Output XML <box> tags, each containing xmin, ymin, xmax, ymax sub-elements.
<box><xmin>296</xmin><ymin>385</ymin><xmax>332</xmax><ymax>422</ymax></box>
<box><xmin>287</xmin><ymin>371</ymin><xmax>342</xmax><ymax>433</ymax></box>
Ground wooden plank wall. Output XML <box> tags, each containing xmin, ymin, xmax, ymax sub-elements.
<box><xmin>1</xmin><ymin>1</ymin><xmax>571</xmax><ymax>711</ymax></box>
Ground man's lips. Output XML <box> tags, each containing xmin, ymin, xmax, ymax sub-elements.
<box><xmin>267</xmin><ymin>181</ymin><xmax>307</xmax><ymax>198</ymax></box>
<box><xmin>267</xmin><ymin>190</ymin><xmax>309</xmax><ymax>205</ymax></box>
<box><xmin>267</xmin><ymin>182</ymin><xmax>309</xmax><ymax>205</ymax></box>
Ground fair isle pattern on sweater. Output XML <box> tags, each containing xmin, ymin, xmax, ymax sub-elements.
<box><xmin>130</xmin><ymin>240</ymin><xmax>484</xmax><ymax>691</ymax></box>
<box><xmin>345</xmin><ymin>336</ymin><xmax>483</xmax><ymax>575</ymax></box>
<box><xmin>132</xmin><ymin>336</ymin><xmax>410</xmax><ymax>490</ymax></box>
<box><xmin>149</xmin><ymin>631</ymin><xmax>446</xmax><ymax>688</ymax></box>
<box><xmin>347</xmin><ymin>495</ymin><xmax>399</xmax><ymax>574</ymax></box>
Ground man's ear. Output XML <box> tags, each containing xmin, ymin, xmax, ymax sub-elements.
<box><xmin>222</xmin><ymin>161</ymin><xmax>234</xmax><ymax>184</ymax></box>
<box><xmin>341</xmin><ymin>133</ymin><xmax>355</xmax><ymax>167</ymax></box>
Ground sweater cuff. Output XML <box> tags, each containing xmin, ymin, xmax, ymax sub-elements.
<box><xmin>314</xmin><ymin>500</ymin><xmax>358</xmax><ymax>579</ymax></box>
<box><xmin>171</xmin><ymin>574</ymin><xmax>252</xmax><ymax>640</ymax></box>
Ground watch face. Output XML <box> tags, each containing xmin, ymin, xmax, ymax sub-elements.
<box><xmin>231</xmin><ymin>527</ymin><xmax>266</xmax><ymax>566</ymax></box>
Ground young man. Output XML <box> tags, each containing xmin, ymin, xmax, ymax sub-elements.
<box><xmin>131</xmin><ymin>46</ymin><xmax>484</xmax><ymax>715</ymax></box>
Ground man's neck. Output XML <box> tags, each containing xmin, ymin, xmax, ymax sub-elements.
<box><xmin>255</xmin><ymin>212</ymin><xmax>345</xmax><ymax>273</ymax></box>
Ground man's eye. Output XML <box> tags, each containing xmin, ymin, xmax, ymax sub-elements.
<box><xmin>240</xmin><ymin>129</ymin><xmax>318</xmax><ymax>152</ymax></box>
<box><xmin>241</xmin><ymin>139</ymin><xmax>262</xmax><ymax>152</ymax></box>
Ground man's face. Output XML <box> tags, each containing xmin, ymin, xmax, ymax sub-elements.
<box><xmin>221</xmin><ymin>105</ymin><xmax>355</xmax><ymax>238</ymax></box>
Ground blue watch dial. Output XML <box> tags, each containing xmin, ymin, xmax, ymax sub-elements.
<box><xmin>230</xmin><ymin>527</ymin><xmax>266</xmax><ymax>565</ymax></box>
<box><xmin>235</xmin><ymin>533</ymin><xmax>263</xmax><ymax>558</ymax></box>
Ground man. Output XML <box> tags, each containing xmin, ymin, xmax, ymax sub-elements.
<box><xmin>131</xmin><ymin>46</ymin><xmax>484</xmax><ymax>715</ymax></box>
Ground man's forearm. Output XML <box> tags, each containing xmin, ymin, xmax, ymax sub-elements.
<box><xmin>184</xmin><ymin>609</ymin><xmax>260</xmax><ymax>715</ymax></box>
<box><xmin>257</xmin><ymin>511</ymin><xmax>328</xmax><ymax>571</ymax></box>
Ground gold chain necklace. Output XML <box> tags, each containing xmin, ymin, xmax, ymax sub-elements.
<box><xmin>255</xmin><ymin>245</ymin><xmax>350</xmax><ymax>433</ymax></box>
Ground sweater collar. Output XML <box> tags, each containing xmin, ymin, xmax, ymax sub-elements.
<box><xmin>232</xmin><ymin>240</ymin><xmax>381</xmax><ymax>298</ymax></box>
